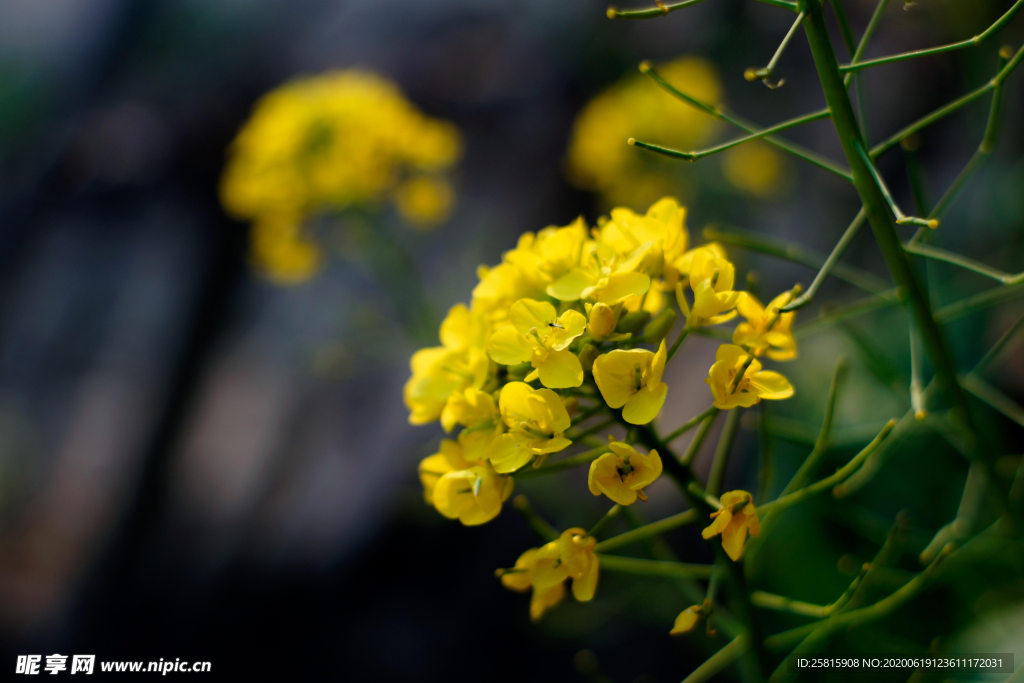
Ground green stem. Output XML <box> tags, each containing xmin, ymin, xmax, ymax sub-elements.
<box><xmin>606</xmin><ymin>0</ymin><xmax>710</xmax><ymax>20</ymax></box>
<box><xmin>517</xmin><ymin>444</ymin><xmax>610</xmax><ymax>479</ymax></box>
<box><xmin>749</xmin><ymin>591</ymin><xmax>827</xmax><ymax>618</ymax></box>
<box><xmin>630</xmin><ymin>108</ymin><xmax>829</xmax><ymax>160</ymax></box>
<box><xmin>973</xmin><ymin>311</ymin><xmax>1024</xmax><ymax>373</ymax></box>
<box><xmin>854</xmin><ymin>141</ymin><xmax>934</xmax><ymax>228</ymax></box>
<box><xmin>962</xmin><ymin>373</ymin><xmax>1024</xmax><ymax>429</ymax></box>
<box><xmin>839</xmin><ymin>0</ymin><xmax>1024</xmax><ymax>74</ymax></box>
<box><xmin>870</xmin><ymin>83</ymin><xmax>994</xmax><ymax>159</ymax></box>
<box><xmin>757</xmin><ymin>419</ymin><xmax>896</xmax><ymax>518</ymax></box>
<box><xmin>704</xmin><ymin>224</ymin><xmax>888</xmax><ymax>295</ymax></box>
<box><xmin>781</xmin><ymin>358</ymin><xmax>845</xmax><ymax>495</ymax></box>
<box><xmin>681</xmin><ymin>635</ymin><xmax>749</xmax><ymax>683</ymax></box>
<box><xmin>708</xmin><ymin>408</ymin><xmax>743</xmax><ymax>495</ymax></box>
<box><xmin>666</xmin><ymin>324</ymin><xmax>691</xmax><ymax>361</ymax></box>
<box><xmin>793</xmin><ymin>288</ymin><xmax>903</xmax><ymax>338</ymax></box>
<box><xmin>680</xmin><ymin>408</ymin><xmax>721</xmax><ymax>467</ymax></box>
<box><xmin>934</xmin><ymin>280</ymin><xmax>1024</xmax><ymax>323</ymax></box>
<box><xmin>781</xmin><ymin>208</ymin><xmax>870</xmax><ymax>311</ymax></box>
<box><xmin>596</xmin><ymin>553</ymin><xmax>714</xmax><ymax>579</ymax></box>
<box><xmin>641</xmin><ymin>63</ymin><xmax>853</xmax><ymax>181</ymax></box>
<box><xmin>904</xmin><ymin>242</ymin><xmax>1024</xmax><ymax>285</ymax></box>
<box><xmin>566</xmin><ymin>417</ymin><xmax>618</xmax><ymax>442</ymax></box>
<box><xmin>664</xmin><ymin>406</ymin><xmax>717</xmax><ymax>443</ymax></box>
<box><xmin>594</xmin><ymin>509</ymin><xmax>700</xmax><ymax>552</ymax></box>
<box><xmin>511</xmin><ymin>495</ymin><xmax>559</xmax><ymax>541</ymax></box>
<box><xmin>748</xmin><ymin>11</ymin><xmax>808</xmax><ymax>84</ymax></box>
<box><xmin>588</xmin><ymin>504</ymin><xmax>622</xmax><ymax>538</ymax></box>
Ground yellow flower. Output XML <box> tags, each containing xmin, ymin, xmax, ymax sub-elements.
<box><xmin>471</xmin><ymin>262</ymin><xmax>537</xmax><ymax>326</ymax></box>
<box><xmin>418</xmin><ymin>439</ymin><xmax>475</xmax><ymax>505</ymax></box>
<box><xmin>588</xmin><ymin>442</ymin><xmax>663</xmax><ymax>505</ymax></box>
<box><xmin>499</xmin><ymin>547</ymin><xmax>567</xmax><ymax>621</ymax></box>
<box><xmin>486</xmin><ymin>299</ymin><xmax>587</xmax><ymax>389</ymax></box>
<box><xmin>706</xmin><ymin>344</ymin><xmax>794</xmax><ymax>410</ymax></box>
<box><xmin>722</xmin><ymin>142</ymin><xmax>788</xmax><ymax>198</ymax></box>
<box><xmin>701</xmin><ymin>490</ymin><xmax>760</xmax><ymax>561</ymax></box>
<box><xmin>404</xmin><ymin>304</ymin><xmax>491</xmax><ymax>425</ymax></box>
<box><xmin>441</xmin><ymin>388</ymin><xmax>503</xmax><ymax>461</ymax></box>
<box><xmin>670</xmin><ymin>604</ymin><xmax>705</xmax><ymax>635</ymax></box>
<box><xmin>592</xmin><ymin>340</ymin><xmax>668</xmax><ymax>425</ymax></box>
<box><xmin>546</xmin><ymin>241</ymin><xmax>652</xmax><ymax>306</ymax></box>
<box><xmin>249</xmin><ymin>213</ymin><xmax>322</xmax><ymax>283</ymax></box>
<box><xmin>487</xmin><ymin>382</ymin><xmax>572</xmax><ymax>473</ymax></box>
<box><xmin>395</xmin><ymin>176</ymin><xmax>455</xmax><ymax>228</ymax></box>
<box><xmin>684</xmin><ymin>247</ymin><xmax>741</xmax><ymax>327</ymax></box>
<box><xmin>560</xmin><ymin>528</ymin><xmax>600</xmax><ymax>601</ymax></box>
<box><xmin>566</xmin><ymin>57</ymin><xmax>721</xmax><ymax>208</ymax></box>
<box><xmin>504</xmin><ymin>217</ymin><xmax>590</xmax><ymax>291</ymax></box>
<box><xmin>598</xmin><ymin>197</ymin><xmax>689</xmax><ymax>279</ymax></box>
<box><xmin>220</xmin><ymin>69</ymin><xmax>461</xmax><ymax>280</ymax></box>
<box><xmin>585</xmin><ymin>302</ymin><xmax>616</xmax><ymax>340</ymax></box>
<box><xmin>733</xmin><ymin>290</ymin><xmax>798</xmax><ymax>360</ymax></box>
<box><xmin>433</xmin><ymin>463</ymin><xmax>514</xmax><ymax>526</ymax></box>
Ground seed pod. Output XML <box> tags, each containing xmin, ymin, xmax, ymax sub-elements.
<box><xmin>578</xmin><ymin>344</ymin><xmax>600</xmax><ymax>373</ymax></box>
<box><xmin>643</xmin><ymin>308</ymin><xmax>677</xmax><ymax>344</ymax></box>
<box><xmin>616</xmin><ymin>310</ymin><xmax>651</xmax><ymax>334</ymax></box>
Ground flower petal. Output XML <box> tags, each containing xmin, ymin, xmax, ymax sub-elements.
<box><xmin>539</xmin><ymin>349</ymin><xmax>584</xmax><ymax>389</ymax></box>
<box><xmin>487</xmin><ymin>326</ymin><xmax>534</xmax><ymax>365</ymax></box>
<box><xmin>510</xmin><ymin>298</ymin><xmax>557</xmax><ymax>336</ymax></box>
<box><xmin>748</xmin><ymin>370</ymin><xmax>794</xmax><ymax>400</ymax></box>
<box><xmin>597</xmin><ymin>272</ymin><xmax>651</xmax><ymax>304</ymax></box>
<box><xmin>622</xmin><ymin>382</ymin><xmax>667</xmax><ymax>425</ymax></box>
<box><xmin>547</xmin><ymin>268</ymin><xmax>594</xmax><ymax>301</ymax></box>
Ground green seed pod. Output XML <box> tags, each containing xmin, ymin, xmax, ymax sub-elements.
<box><xmin>615</xmin><ymin>310</ymin><xmax>651</xmax><ymax>334</ymax></box>
<box><xmin>643</xmin><ymin>308</ymin><xmax>677</xmax><ymax>344</ymax></box>
<box><xmin>578</xmin><ymin>344</ymin><xmax>600</xmax><ymax>373</ymax></box>
<box><xmin>506</xmin><ymin>362</ymin><xmax>533</xmax><ymax>380</ymax></box>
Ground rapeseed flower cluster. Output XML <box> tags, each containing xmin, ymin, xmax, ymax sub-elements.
<box><xmin>221</xmin><ymin>69</ymin><xmax>461</xmax><ymax>282</ymax></box>
<box><xmin>407</xmin><ymin>195</ymin><xmax>797</xmax><ymax>619</ymax></box>
<box><xmin>566</xmin><ymin>57</ymin><xmax>787</xmax><ymax>209</ymax></box>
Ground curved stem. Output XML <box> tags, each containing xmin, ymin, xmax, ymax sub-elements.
<box><xmin>781</xmin><ymin>208</ymin><xmax>869</xmax><ymax>311</ymax></box>
<box><xmin>594</xmin><ymin>509</ymin><xmax>700</xmax><ymax>551</ymax></box>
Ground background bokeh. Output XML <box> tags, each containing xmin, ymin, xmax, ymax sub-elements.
<box><xmin>0</xmin><ymin>0</ymin><xmax>1022</xmax><ymax>679</ymax></box>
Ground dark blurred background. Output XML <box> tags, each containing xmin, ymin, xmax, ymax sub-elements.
<box><xmin>0</xmin><ymin>0</ymin><xmax>1022</xmax><ymax>679</ymax></box>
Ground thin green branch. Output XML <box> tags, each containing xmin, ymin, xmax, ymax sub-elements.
<box><xmin>934</xmin><ymin>280</ymin><xmax>1024</xmax><ymax>323</ymax></box>
<box><xmin>750</xmin><ymin>591</ymin><xmax>827</xmax><ymax>618</ymax></box>
<box><xmin>781</xmin><ymin>358</ymin><xmax>845</xmax><ymax>495</ymax></box>
<box><xmin>746</xmin><ymin>11</ymin><xmax>808</xmax><ymax>86</ymax></box>
<box><xmin>566</xmin><ymin>416</ymin><xmax>618</xmax><ymax>442</ymax></box>
<box><xmin>974</xmin><ymin>311</ymin><xmax>1024</xmax><ymax>373</ymax></box>
<box><xmin>517</xmin><ymin>444</ymin><xmax>609</xmax><ymax>479</ymax></box>
<box><xmin>909</xmin><ymin>318</ymin><xmax>926</xmax><ymax>419</ymax></box>
<box><xmin>629</xmin><ymin>109</ymin><xmax>830</xmax><ymax>160</ymax></box>
<box><xmin>757</xmin><ymin>419</ymin><xmax>896</xmax><ymax>518</ymax></box>
<box><xmin>512</xmin><ymin>495</ymin><xmax>559</xmax><ymax>541</ymax></box>
<box><xmin>605</xmin><ymin>0</ymin><xmax>710</xmax><ymax>20</ymax></box>
<box><xmin>703</xmin><ymin>224</ymin><xmax>889</xmax><ymax>295</ymax></box>
<box><xmin>640</xmin><ymin>62</ymin><xmax>854</xmax><ymax>181</ymax></box>
<box><xmin>595</xmin><ymin>509</ymin><xmax>701</xmax><ymax>552</ymax></box>
<box><xmin>904</xmin><ymin>242</ymin><xmax>1024</xmax><ymax>285</ymax></box>
<box><xmin>870</xmin><ymin>82</ymin><xmax>994</xmax><ymax>159</ymax></box>
<box><xmin>680</xmin><ymin>408</ymin><xmax>721</xmax><ymax>467</ymax></box>
<box><xmin>666</xmin><ymin>325</ymin><xmax>691</xmax><ymax>362</ymax></box>
<box><xmin>589</xmin><ymin>504</ymin><xmax>622</xmax><ymax>538</ymax></box>
<box><xmin>839</xmin><ymin>0</ymin><xmax>1024</xmax><ymax>74</ymax></box>
<box><xmin>681</xmin><ymin>634</ymin><xmax>748</xmax><ymax>683</ymax></box>
<box><xmin>708</xmin><ymin>408</ymin><xmax>743</xmax><ymax>495</ymax></box>
<box><xmin>665</xmin><ymin>405</ymin><xmax>718</xmax><ymax>443</ymax></box>
<box><xmin>962</xmin><ymin>373</ymin><xmax>1024</xmax><ymax>429</ymax></box>
<box><xmin>782</xmin><ymin>208</ymin><xmax>869</xmax><ymax>311</ymax></box>
<box><xmin>596</xmin><ymin>553</ymin><xmax>714</xmax><ymax>579</ymax></box>
<box><xmin>793</xmin><ymin>288</ymin><xmax>903</xmax><ymax>338</ymax></box>
<box><xmin>855</xmin><ymin>141</ymin><xmax>937</xmax><ymax>228</ymax></box>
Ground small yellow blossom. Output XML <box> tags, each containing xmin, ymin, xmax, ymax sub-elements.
<box><xmin>487</xmin><ymin>382</ymin><xmax>572</xmax><ymax>472</ymax></box>
<box><xmin>546</xmin><ymin>242</ymin><xmax>652</xmax><ymax>305</ymax></box>
<box><xmin>585</xmin><ymin>302</ymin><xmax>617</xmax><ymax>341</ymax></box>
<box><xmin>598</xmin><ymin>197</ymin><xmax>689</xmax><ymax>279</ymax></box>
<box><xmin>706</xmin><ymin>344</ymin><xmax>793</xmax><ymax>410</ymax></box>
<box><xmin>471</xmin><ymin>262</ymin><xmax>538</xmax><ymax>326</ymax></box>
<box><xmin>670</xmin><ymin>603</ymin><xmax>706</xmax><ymax>635</ymax></box>
<box><xmin>529</xmin><ymin>529</ymin><xmax>600</xmax><ymax>602</ymax></box>
<box><xmin>486</xmin><ymin>299</ymin><xmax>587</xmax><ymax>388</ymax></box>
<box><xmin>504</xmin><ymin>217</ymin><xmax>590</xmax><ymax>291</ymax></box>
<box><xmin>441</xmin><ymin>388</ymin><xmax>503</xmax><ymax>461</ymax></box>
<box><xmin>733</xmin><ymin>290</ymin><xmax>798</xmax><ymax>361</ymax></box>
<box><xmin>701</xmin><ymin>490</ymin><xmax>760</xmax><ymax>561</ymax></box>
<box><xmin>499</xmin><ymin>547</ymin><xmax>567</xmax><ymax>621</ymax></box>
<box><xmin>592</xmin><ymin>340</ymin><xmax>668</xmax><ymax>425</ymax></box>
<box><xmin>588</xmin><ymin>442</ymin><xmax>663</xmax><ymax>505</ymax></box>
<box><xmin>722</xmin><ymin>142</ymin><xmax>788</xmax><ymax>198</ymax></box>
<box><xmin>395</xmin><ymin>176</ymin><xmax>455</xmax><ymax>227</ymax></box>
<box><xmin>404</xmin><ymin>304</ymin><xmax>491</xmax><ymax>425</ymax></box>
<box><xmin>433</xmin><ymin>463</ymin><xmax>514</xmax><ymax>526</ymax></box>
<box><xmin>418</xmin><ymin>439</ymin><xmax>475</xmax><ymax>504</ymax></box>
<box><xmin>685</xmin><ymin>247</ymin><xmax>741</xmax><ymax>327</ymax></box>
<box><xmin>250</xmin><ymin>213</ymin><xmax>322</xmax><ymax>283</ymax></box>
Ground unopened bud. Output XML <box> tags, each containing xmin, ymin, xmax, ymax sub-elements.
<box><xmin>642</xmin><ymin>308</ymin><xmax>677</xmax><ymax>344</ymax></box>
<box><xmin>587</xmin><ymin>302</ymin><xmax>616</xmax><ymax>340</ymax></box>
<box><xmin>578</xmin><ymin>344</ymin><xmax>600</xmax><ymax>373</ymax></box>
<box><xmin>616</xmin><ymin>310</ymin><xmax>651</xmax><ymax>334</ymax></box>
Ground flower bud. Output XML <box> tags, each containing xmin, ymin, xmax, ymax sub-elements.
<box><xmin>616</xmin><ymin>310</ymin><xmax>651</xmax><ymax>334</ymax></box>
<box><xmin>642</xmin><ymin>308</ymin><xmax>677</xmax><ymax>344</ymax></box>
<box><xmin>578</xmin><ymin>344</ymin><xmax>600</xmax><ymax>373</ymax></box>
<box><xmin>587</xmin><ymin>302</ymin><xmax>617</xmax><ymax>340</ymax></box>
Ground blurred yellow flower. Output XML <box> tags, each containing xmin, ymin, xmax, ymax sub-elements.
<box><xmin>722</xmin><ymin>142</ymin><xmax>788</xmax><ymax>198</ymax></box>
<box><xmin>418</xmin><ymin>438</ymin><xmax>473</xmax><ymax>504</ymax></box>
<box><xmin>588</xmin><ymin>441</ymin><xmax>663</xmax><ymax>505</ymax></box>
<box><xmin>567</xmin><ymin>57</ymin><xmax>722</xmax><ymax>208</ymax></box>
<box><xmin>221</xmin><ymin>69</ymin><xmax>462</xmax><ymax>281</ymax></box>
<box><xmin>433</xmin><ymin>463</ymin><xmax>514</xmax><ymax>526</ymax></box>
<box><xmin>499</xmin><ymin>548</ymin><xmax>567</xmax><ymax>621</ymax></box>
<box><xmin>593</xmin><ymin>340</ymin><xmax>668</xmax><ymax>425</ymax></box>
<box><xmin>706</xmin><ymin>344</ymin><xmax>793</xmax><ymax>409</ymax></box>
<box><xmin>686</xmin><ymin>247</ymin><xmax>741</xmax><ymax>327</ymax></box>
<box><xmin>701</xmin><ymin>490</ymin><xmax>759</xmax><ymax>561</ymax></box>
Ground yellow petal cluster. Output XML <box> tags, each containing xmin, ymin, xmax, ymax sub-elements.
<box><xmin>593</xmin><ymin>340</ymin><xmax>668</xmax><ymax>425</ymax></box>
<box><xmin>733</xmin><ymin>290</ymin><xmax>798</xmax><ymax>360</ymax></box>
<box><xmin>221</xmin><ymin>69</ymin><xmax>461</xmax><ymax>281</ymax></box>
<box><xmin>499</xmin><ymin>528</ymin><xmax>599</xmax><ymax>620</ymax></box>
<box><xmin>706</xmin><ymin>344</ymin><xmax>794</xmax><ymax>410</ymax></box>
<box><xmin>701</xmin><ymin>490</ymin><xmax>760</xmax><ymax>561</ymax></box>
<box><xmin>418</xmin><ymin>440</ymin><xmax>513</xmax><ymax>526</ymax></box>
<box><xmin>588</xmin><ymin>441</ymin><xmax>663</xmax><ymax>505</ymax></box>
